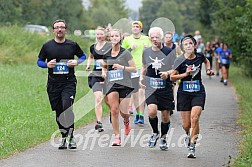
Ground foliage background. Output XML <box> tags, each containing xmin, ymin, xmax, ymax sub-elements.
<box><xmin>1</xmin><ymin>0</ymin><xmax>252</xmax><ymax>165</ymax></box>
<box><xmin>1</xmin><ymin>0</ymin><xmax>251</xmax><ymax>75</ymax></box>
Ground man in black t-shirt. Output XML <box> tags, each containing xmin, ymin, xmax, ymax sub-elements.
<box><xmin>37</xmin><ymin>19</ymin><xmax>86</xmax><ymax>150</ymax></box>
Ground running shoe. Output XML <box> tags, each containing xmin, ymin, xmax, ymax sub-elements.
<box><xmin>159</xmin><ymin>137</ymin><xmax>168</xmax><ymax>150</ymax></box>
<box><xmin>220</xmin><ymin>77</ymin><xmax>224</xmax><ymax>83</ymax></box>
<box><xmin>138</xmin><ymin>115</ymin><xmax>144</xmax><ymax>124</ymax></box>
<box><xmin>124</xmin><ymin>120</ymin><xmax>131</xmax><ymax>135</ymax></box>
<box><xmin>95</xmin><ymin>121</ymin><xmax>104</xmax><ymax>132</ymax></box>
<box><xmin>58</xmin><ymin>137</ymin><xmax>67</xmax><ymax>150</ymax></box>
<box><xmin>187</xmin><ymin>144</ymin><xmax>196</xmax><ymax>158</ymax></box>
<box><xmin>147</xmin><ymin>133</ymin><xmax>160</xmax><ymax>148</ymax></box>
<box><xmin>68</xmin><ymin>136</ymin><xmax>77</xmax><ymax>149</ymax></box>
<box><xmin>185</xmin><ymin>134</ymin><xmax>190</xmax><ymax>148</ymax></box>
<box><xmin>133</xmin><ymin>114</ymin><xmax>139</xmax><ymax>124</ymax></box>
<box><xmin>112</xmin><ymin>137</ymin><xmax>121</xmax><ymax>146</ymax></box>
<box><xmin>224</xmin><ymin>80</ymin><xmax>228</xmax><ymax>86</ymax></box>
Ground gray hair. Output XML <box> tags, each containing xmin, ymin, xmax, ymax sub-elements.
<box><xmin>148</xmin><ymin>27</ymin><xmax>164</xmax><ymax>39</ymax></box>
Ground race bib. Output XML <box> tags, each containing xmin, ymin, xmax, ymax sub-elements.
<box><xmin>150</xmin><ymin>78</ymin><xmax>166</xmax><ymax>89</ymax></box>
<box><xmin>206</xmin><ymin>53</ymin><xmax>211</xmax><ymax>58</ymax></box>
<box><xmin>95</xmin><ymin>60</ymin><xmax>102</xmax><ymax>70</ymax></box>
<box><xmin>108</xmin><ymin>70</ymin><xmax>123</xmax><ymax>81</ymax></box>
<box><xmin>183</xmin><ymin>80</ymin><xmax>200</xmax><ymax>92</ymax></box>
<box><xmin>53</xmin><ymin>62</ymin><xmax>69</xmax><ymax>74</ymax></box>
<box><xmin>221</xmin><ymin>59</ymin><xmax>228</xmax><ymax>64</ymax></box>
<box><xmin>131</xmin><ymin>69</ymin><xmax>140</xmax><ymax>78</ymax></box>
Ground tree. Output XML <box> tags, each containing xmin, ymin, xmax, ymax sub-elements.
<box><xmin>139</xmin><ymin>0</ymin><xmax>201</xmax><ymax>34</ymax></box>
<box><xmin>235</xmin><ymin>0</ymin><xmax>252</xmax><ymax>75</ymax></box>
<box><xmin>198</xmin><ymin>0</ymin><xmax>212</xmax><ymax>28</ymax></box>
<box><xmin>139</xmin><ymin>0</ymin><xmax>163</xmax><ymax>34</ymax></box>
<box><xmin>88</xmin><ymin>0</ymin><xmax>129</xmax><ymax>28</ymax></box>
<box><xmin>198</xmin><ymin>0</ymin><xmax>251</xmax><ymax>74</ymax></box>
<box><xmin>0</xmin><ymin>0</ymin><xmax>23</xmax><ymax>25</ymax></box>
<box><xmin>156</xmin><ymin>0</ymin><xmax>184</xmax><ymax>35</ymax></box>
<box><xmin>175</xmin><ymin>0</ymin><xmax>200</xmax><ymax>34</ymax></box>
<box><xmin>0</xmin><ymin>0</ymin><xmax>88</xmax><ymax>31</ymax></box>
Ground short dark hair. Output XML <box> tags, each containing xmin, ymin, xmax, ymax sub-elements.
<box><xmin>181</xmin><ymin>35</ymin><xmax>197</xmax><ymax>46</ymax></box>
<box><xmin>52</xmin><ymin>19</ymin><xmax>67</xmax><ymax>29</ymax></box>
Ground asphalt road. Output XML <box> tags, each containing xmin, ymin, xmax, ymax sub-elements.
<box><xmin>0</xmin><ymin>74</ymin><xmax>241</xmax><ymax>167</ymax></box>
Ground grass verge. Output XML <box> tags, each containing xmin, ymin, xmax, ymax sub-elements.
<box><xmin>0</xmin><ymin>64</ymin><xmax>109</xmax><ymax>159</ymax></box>
<box><xmin>229</xmin><ymin>66</ymin><xmax>252</xmax><ymax>167</ymax></box>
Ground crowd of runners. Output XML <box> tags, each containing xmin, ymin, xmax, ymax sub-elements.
<box><xmin>37</xmin><ymin>19</ymin><xmax>232</xmax><ymax>159</ymax></box>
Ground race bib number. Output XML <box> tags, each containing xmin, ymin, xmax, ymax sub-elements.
<box><xmin>95</xmin><ymin>60</ymin><xmax>102</xmax><ymax>70</ymax></box>
<box><xmin>108</xmin><ymin>70</ymin><xmax>123</xmax><ymax>81</ymax></box>
<box><xmin>53</xmin><ymin>62</ymin><xmax>69</xmax><ymax>74</ymax></box>
<box><xmin>150</xmin><ymin>78</ymin><xmax>166</xmax><ymax>89</ymax></box>
<box><xmin>221</xmin><ymin>59</ymin><xmax>228</xmax><ymax>64</ymax></box>
<box><xmin>206</xmin><ymin>53</ymin><xmax>210</xmax><ymax>58</ymax></box>
<box><xmin>131</xmin><ymin>69</ymin><xmax>140</xmax><ymax>78</ymax></box>
<box><xmin>183</xmin><ymin>80</ymin><xmax>200</xmax><ymax>92</ymax></box>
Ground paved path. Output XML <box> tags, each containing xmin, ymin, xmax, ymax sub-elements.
<box><xmin>0</xmin><ymin>74</ymin><xmax>241</xmax><ymax>167</ymax></box>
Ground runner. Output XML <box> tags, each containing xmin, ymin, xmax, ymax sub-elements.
<box><xmin>170</xmin><ymin>35</ymin><xmax>214</xmax><ymax>158</ymax></box>
<box><xmin>203</xmin><ymin>41</ymin><xmax>214</xmax><ymax>71</ymax></box>
<box><xmin>163</xmin><ymin>31</ymin><xmax>176</xmax><ymax>50</ymax></box>
<box><xmin>37</xmin><ymin>19</ymin><xmax>86</xmax><ymax>149</ymax></box>
<box><xmin>140</xmin><ymin>27</ymin><xmax>176</xmax><ymax>150</ymax></box>
<box><xmin>122</xmin><ymin>21</ymin><xmax>151</xmax><ymax>124</ymax></box>
<box><xmin>163</xmin><ymin>31</ymin><xmax>178</xmax><ymax>115</ymax></box>
<box><xmin>218</xmin><ymin>43</ymin><xmax>232</xmax><ymax>85</ymax></box>
<box><xmin>102</xmin><ymin>29</ymin><xmax>137</xmax><ymax>146</ymax></box>
<box><xmin>193</xmin><ymin>30</ymin><xmax>202</xmax><ymax>42</ymax></box>
<box><xmin>196</xmin><ymin>37</ymin><xmax>205</xmax><ymax>54</ymax></box>
<box><xmin>86</xmin><ymin>27</ymin><xmax>111</xmax><ymax>132</ymax></box>
<box><xmin>214</xmin><ymin>42</ymin><xmax>223</xmax><ymax>78</ymax></box>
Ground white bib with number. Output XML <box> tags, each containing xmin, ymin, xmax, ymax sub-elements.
<box><xmin>53</xmin><ymin>62</ymin><xmax>69</xmax><ymax>74</ymax></box>
<box><xmin>108</xmin><ymin>70</ymin><xmax>124</xmax><ymax>81</ymax></box>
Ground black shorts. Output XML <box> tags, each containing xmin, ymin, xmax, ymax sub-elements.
<box><xmin>177</xmin><ymin>91</ymin><xmax>206</xmax><ymax>111</ymax></box>
<box><xmin>145</xmin><ymin>90</ymin><xmax>174</xmax><ymax>111</ymax></box>
<box><xmin>47</xmin><ymin>81</ymin><xmax>76</xmax><ymax>111</ymax></box>
<box><xmin>106</xmin><ymin>85</ymin><xmax>133</xmax><ymax>98</ymax></box>
<box><xmin>131</xmin><ymin>77</ymin><xmax>140</xmax><ymax>93</ymax></box>
<box><xmin>219</xmin><ymin>63</ymin><xmax>230</xmax><ymax>69</ymax></box>
<box><xmin>88</xmin><ymin>75</ymin><xmax>105</xmax><ymax>92</ymax></box>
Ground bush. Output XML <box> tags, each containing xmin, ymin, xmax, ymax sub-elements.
<box><xmin>0</xmin><ymin>25</ymin><xmax>91</xmax><ymax>65</ymax></box>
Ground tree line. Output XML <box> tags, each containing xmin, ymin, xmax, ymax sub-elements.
<box><xmin>0</xmin><ymin>0</ymin><xmax>128</xmax><ymax>31</ymax></box>
<box><xmin>0</xmin><ymin>0</ymin><xmax>251</xmax><ymax>75</ymax></box>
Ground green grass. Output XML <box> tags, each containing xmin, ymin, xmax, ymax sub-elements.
<box><xmin>0</xmin><ymin>26</ymin><xmax>49</xmax><ymax>64</ymax></box>
<box><xmin>0</xmin><ymin>25</ymin><xmax>106</xmax><ymax>159</ymax></box>
<box><xmin>0</xmin><ymin>25</ymin><xmax>92</xmax><ymax>65</ymax></box>
<box><xmin>229</xmin><ymin>66</ymin><xmax>252</xmax><ymax>167</ymax></box>
<box><xmin>0</xmin><ymin>64</ymin><xmax>109</xmax><ymax>159</ymax></box>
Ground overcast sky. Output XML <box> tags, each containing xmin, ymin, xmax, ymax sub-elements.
<box><xmin>125</xmin><ymin>0</ymin><xmax>142</xmax><ymax>11</ymax></box>
<box><xmin>82</xmin><ymin>0</ymin><xmax>142</xmax><ymax>11</ymax></box>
